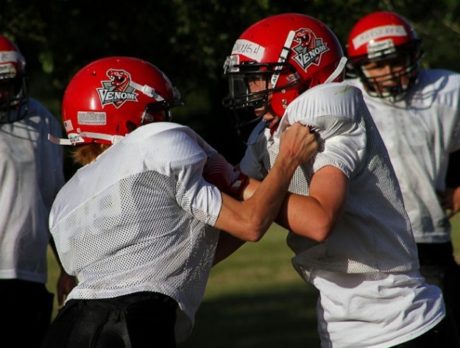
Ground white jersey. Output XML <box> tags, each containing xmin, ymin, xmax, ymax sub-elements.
<box><xmin>312</xmin><ymin>270</ymin><xmax>444</xmax><ymax>347</ymax></box>
<box><xmin>0</xmin><ymin>98</ymin><xmax>64</xmax><ymax>284</ymax></box>
<box><xmin>345</xmin><ymin>69</ymin><xmax>460</xmax><ymax>243</ymax></box>
<box><xmin>240</xmin><ymin>83</ymin><xmax>444</xmax><ymax>347</ymax></box>
<box><xmin>50</xmin><ymin>122</ymin><xmax>223</xmax><ymax>342</ymax></box>
<box><xmin>242</xmin><ymin>83</ymin><xmax>419</xmax><ymax>274</ymax></box>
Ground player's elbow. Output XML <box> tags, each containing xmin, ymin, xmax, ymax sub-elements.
<box><xmin>240</xmin><ymin>218</ymin><xmax>270</xmax><ymax>242</ymax></box>
<box><xmin>312</xmin><ymin>224</ymin><xmax>332</xmax><ymax>242</ymax></box>
<box><xmin>243</xmin><ymin>224</ymin><xmax>266</xmax><ymax>242</ymax></box>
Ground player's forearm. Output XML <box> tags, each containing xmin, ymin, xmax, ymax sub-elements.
<box><xmin>276</xmin><ymin>166</ymin><xmax>347</xmax><ymax>241</ymax></box>
<box><xmin>213</xmin><ymin>232</ymin><xmax>246</xmax><ymax>265</ymax></box>
<box><xmin>276</xmin><ymin>193</ymin><xmax>334</xmax><ymax>241</ymax></box>
<box><xmin>215</xmin><ymin>123</ymin><xmax>317</xmax><ymax>240</ymax></box>
<box><xmin>217</xmin><ymin>157</ymin><xmax>300</xmax><ymax>241</ymax></box>
<box><xmin>49</xmin><ymin>233</ymin><xmax>66</xmax><ymax>271</ymax></box>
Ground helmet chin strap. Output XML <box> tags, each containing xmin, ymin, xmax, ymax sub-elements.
<box><xmin>129</xmin><ymin>81</ymin><xmax>165</xmax><ymax>102</ymax></box>
<box><xmin>48</xmin><ymin>132</ymin><xmax>124</xmax><ymax>146</ymax></box>
<box><xmin>270</xmin><ymin>30</ymin><xmax>296</xmax><ymax>88</ymax></box>
<box><xmin>324</xmin><ymin>57</ymin><xmax>348</xmax><ymax>83</ymax></box>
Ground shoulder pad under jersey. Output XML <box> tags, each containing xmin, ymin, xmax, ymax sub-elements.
<box><xmin>247</xmin><ymin>120</ymin><xmax>268</xmax><ymax>145</ymax></box>
<box><xmin>276</xmin><ymin>83</ymin><xmax>366</xmax><ymax>140</ymax></box>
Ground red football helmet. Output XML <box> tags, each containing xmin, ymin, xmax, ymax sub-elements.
<box><xmin>0</xmin><ymin>35</ymin><xmax>28</xmax><ymax>123</ymax></box>
<box><xmin>347</xmin><ymin>11</ymin><xmax>422</xmax><ymax>100</ymax></box>
<box><xmin>223</xmin><ymin>13</ymin><xmax>346</xmax><ymax>127</ymax></box>
<box><xmin>59</xmin><ymin>56</ymin><xmax>182</xmax><ymax>145</ymax></box>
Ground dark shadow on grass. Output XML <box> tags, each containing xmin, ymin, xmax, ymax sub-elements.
<box><xmin>178</xmin><ymin>285</ymin><xmax>320</xmax><ymax>348</ymax></box>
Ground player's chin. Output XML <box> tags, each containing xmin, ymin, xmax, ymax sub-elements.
<box><xmin>253</xmin><ymin>108</ymin><xmax>266</xmax><ymax>119</ymax></box>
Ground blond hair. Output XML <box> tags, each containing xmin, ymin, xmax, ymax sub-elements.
<box><xmin>72</xmin><ymin>143</ymin><xmax>110</xmax><ymax>166</ymax></box>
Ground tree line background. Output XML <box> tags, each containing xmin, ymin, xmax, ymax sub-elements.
<box><xmin>1</xmin><ymin>0</ymin><xmax>459</xmax><ymax>165</ymax></box>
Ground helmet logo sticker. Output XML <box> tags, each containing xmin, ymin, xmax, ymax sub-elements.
<box><xmin>291</xmin><ymin>28</ymin><xmax>329</xmax><ymax>72</ymax></box>
<box><xmin>97</xmin><ymin>69</ymin><xmax>138</xmax><ymax>108</ymax></box>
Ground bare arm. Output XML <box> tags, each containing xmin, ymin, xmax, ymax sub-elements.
<box><xmin>276</xmin><ymin>165</ymin><xmax>347</xmax><ymax>241</ymax></box>
<box><xmin>49</xmin><ymin>236</ymin><xmax>78</xmax><ymax>305</ymax></box>
<box><xmin>213</xmin><ymin>232</ymin><xmax>246</xmax><ymax>265</ymax></box>
<box><xmin>211</xmin><ymin>177</ymin><xmax>266</xmax><ymax>265</ymax></box>
<box><xmin>242</xmin><ymin>165</ymin><xmax>347</xmax><ymax>242</ymax></box>
<box><xmin>212</xmin><ymin>166</ymin><xmax>346</xmax><ymax>264</ymax></box>
<box><xmin>213</xmin><ymin>123</ymin><xmax>317</xmax><ymax>242</ymax></box>
<box><xmin>441</xmin><ymin>186</ymin><xmax>460</xmax><ymax>218</ymax></box>
<box><xmin>444</xmin><ymin>150</ymin><xmax>460</xmax><ymax>217</ymax></box>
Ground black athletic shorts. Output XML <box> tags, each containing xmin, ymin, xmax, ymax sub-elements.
<box><xmin>41</xmin><ymin>291</ymin><xmax>178</xmax><ymax>348</ymax></box>
<box><xmin>0</xmin><ymin>279</ymin><xmax>53</xmax><ymax>348</ymax></box>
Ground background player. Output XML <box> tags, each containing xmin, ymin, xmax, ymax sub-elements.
<box><xmin>345</xmin><ymin>10</ymin><xmax>460</xmax><ymax>338</ymax></box>
<box><xmin>0</xmin><ymin>34</ymin><xmax>74</xmax><ymax>348</ymax></box>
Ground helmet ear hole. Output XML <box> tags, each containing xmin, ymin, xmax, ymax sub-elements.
<box><xmin>126</xmin><ymin>121</ymin><xmax>138</xmax><ymax>132</ymax></box>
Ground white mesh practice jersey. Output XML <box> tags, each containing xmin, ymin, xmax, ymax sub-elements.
<box><xmin>346</xmin><ymin>69</ymin><xmax>460</xmax><ymax>243</ymax></box>
<box><xmin>0</xmin><ymin>98</ymin><xmax>64</xmax><ymax>284</ymax></box>
<box><xmin>241</xmin><ymin>83</ymin><xmax>419</xmax><ymax>274</ymax></box>
<box><xmin>50</xmin><ymin>122</ymin><xmax>223</xmax><ymax>342</ymax></box>
<box><xmin>311</xmin><ymin>269</ymin><xmax>444</xmax><ymax>347</ymax></box>
<box><xmin>240</xmin><ymin>83</ymin><xmax>444</xmax><ymax>346</ymax></box>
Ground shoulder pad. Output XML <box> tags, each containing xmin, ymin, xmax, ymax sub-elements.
<box><xmin>247</xmin><ymin>120</ymin><xmax>268</xmax><ymax>145</ymax></box>
<box><xmin>276</xmin><ymin>83</ymin><xmax>366</xmax><ymax>139</ymax></box>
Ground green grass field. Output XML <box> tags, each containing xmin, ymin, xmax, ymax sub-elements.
<box><xmin>46</xmin><ymin>215</ymin><xmax>460</xmax><ymax>347</ymax></box>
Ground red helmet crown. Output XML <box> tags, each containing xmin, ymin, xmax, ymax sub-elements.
<box><xmin>223</xmin><ymin>13</ymin><xmax>345</xmax><ymax>119</ymax></box>
<box><xmin>347</xmin><ymin>11</ymin><xmax>419</xmax><ymax>63</ymax></box>
<box><xmin>0</xmin><ymin>35</ymin><xmax>25</xmax><ymax>77</ymax></box>
<box><xmin>61</xmin><ymin>56</ymin><xmax>182</xmax><ymax>145</ymax></box>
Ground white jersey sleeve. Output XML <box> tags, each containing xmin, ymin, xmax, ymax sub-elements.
<box><xmin>141</xmin><ymin>124</ymin><xmax>222</xmax><ymax>226</ymax></box>
<box><xmin>276</xmin><ymin>83</ymin><xmax>367</xmax><ymax>178</ymax></box>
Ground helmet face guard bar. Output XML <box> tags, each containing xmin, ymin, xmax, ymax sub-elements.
<box><xmin>0</xmin><ymin>76</ymin><xmax>28</xmax><ymax>123</ymax></box>
<box><xmin>141</xmin><ymin>99</ymin><xmax>181</xmax><ymax>123</ymax></box>
<box><xmin>350</xmin><ymin>41</ymin><xmax>422</xmax><ymax>101</ymax></box>
<box><xmin>222</xmin><ymin>61</ymin><xmax>298</xmax><ymax>111</ymax></box>
<box><xmin>222</xmin><ymin>66</ymin><xmax>269</xmax><ymax>138</ymax></box>
<box><xmin>359</xmin><ymin>62</ymin><xmax>418</xmax><ymax>101</ymax></box>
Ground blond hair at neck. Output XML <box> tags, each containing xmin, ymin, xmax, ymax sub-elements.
<box><xmin>72</xmin><ymin>143</ymin><xmax>111</xmax><ymax>166</ymax></box>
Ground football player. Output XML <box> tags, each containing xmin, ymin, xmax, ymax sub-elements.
<box><xmin>0</xmin><ymin>35</ymin><xmax>75</xmax><ymax>348</ymax></box>
<box><xmin>41</xmin><ymin>56</ymin><xmax>317</xmax><ymax>347</ymax></box>
<box><xmin>346</xmin><ymin>10</ymin><xmax>460</xmax><ymax>341</ymax></box>
<box><xmin>222</xmin><ymin>13</ymin><xmax>457</xmax><ymax>347</ymax></box>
